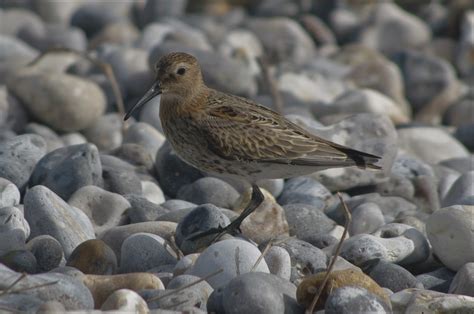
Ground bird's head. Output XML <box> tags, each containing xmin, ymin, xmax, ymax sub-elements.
<box><xmin>124</xmin><ymin>52</ymin><xmax>203</xmax><ymax>120</ymax></box>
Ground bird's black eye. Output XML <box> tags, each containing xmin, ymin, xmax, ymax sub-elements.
<box><xmin>176</xmin><ymin>67</ymin><xmax>186</xmax><ymax>75</ymax></box>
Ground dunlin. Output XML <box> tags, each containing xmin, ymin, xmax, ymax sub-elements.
<box><xmin>125</xmin><ymin>52</ymin><xmax>381</xmax><ymax>239</ymax></box>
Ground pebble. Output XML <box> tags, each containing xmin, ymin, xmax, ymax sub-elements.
<box><xmin>112</xmin><ymin>143</ymin><xmax>155</xmax><ymax>172</ymax></box>
<box><xmin>0</xmin><ymin>293</ymin><xmax>42</xmax><ymax>313</ymax></box>
<box><xmin>70</xmin><ymin>2</ymin><xmax>128</xmax><ymax>37</ymax></box>
<box><xmin>0</xmin><ymin>249</ymin><xmax>37</xmax><ymax>273</ymax></box>
<box><xmin>123</xmin><ymin>194</ymin><xmax>169</xmax><ymax>224</ymax></box>
<box><xmin>100</xmin><ymin>154</ymin><xmax>142</xmax><ymax>195</ymax></box>
<box><xmin>67</xmin><ymin>239</ymin><xmax>117</xmax><ymax>275</ymax></box>
<box><xmin>7</xmin><ymin>71</ymin><xmax>106</xmax><ymax>132</ymax></box>
<box><xmin>0</xmin><ymin>34</ymin><xmax>38</xmax><ymax>64</ymax></box>
<box><xmin>325</xmin><ymin>286</ymin><xmax>392</xmax><ymax>314</ymax></box>
<box><xmin>155</xmin><ymin>141</ymin><xmax>203</xmax><ymax>197</ymax></box>
<box><xmin>29</xmin><ymin>143</ymin><xmax>102</xmax><ymax>200</ymax></box>
<box><xmin>100</xmin><ymin>221</ymin><xmax>176</xmax><ymax>263</ymax></box>
<box><xmin>0</xmin><ymin>229</ymin><xmax>26</xmax><ymax>256</ymax></box>
<box><xmin>449</xmin><ymin>262</ymin><xmax>474</xmax><ymax>297</ymax></box>
<box><xmin>234</xmin><ymin>188</ymin><xmax>289</xmax><ymax>244</ymax></box>
<box><xmin>82</xmin><ymin>113</ymin><xmax>123</xmax><ymax>152</ymax></box>
<box><xmin>416</xmin><ymin>267</ymin><xmax>455</xmax><ymax>293</ymax></box>
<box><xmin>275</xmin><ymin>238</ymin><xmax>327</xmax><ymax>283</ymax></box>
<box><xmin>19</xmin><ymin>23</ymin><xmax>87</xmax><ymax>51</ymax></box>
<box><xmin>0</xmin><ymin>86</ymin><xmax>28</xmax><ymax>132</ymax></box>
<box><xmin>363</xmin><ymin>260</ymin><xmax>423</xmax><ymax>292</ymax></box>
<box><xmin>283</xmin><ymin>203</ymin><xmax>335</xmax><ymax>242</ymax></box>
<box><xmin>68</xmin><ymin>185</ymin><xmax>130</xmax><ymax>235</ymax></box>
<box><xmin>0</xmin><ymin>206</ymin><xmax>30</xmax><ymax>238</ymax></box>
<box><xmin>391</xmin><ymin>288</ymin><xmax>474</xmax><ymax>313</ymax></box>
<box><xmin>442</xmin><ymin>171</ymin><xmax>474</xmax><ymax>206</ymax></box>
<box><xmin>0</xmin><ymin>263</ymin><xmax>94</xmax><ymax>310</ymax></box>
<box><xmin>221</xmin><ymin>272</ymin><xmax>303</xmax><ymax>314</ymax></box>
<box><xmin>264</xmin><ymin>245</ymin><xmax>292</xmax><ymax>280</ymax></box>
<box><xmin>175</xmin><ymin>204</ymin><xmax>230</xmax><ymax>254</ymax></box>
<box><xmin>173</xmin><ymin>253</ymin><xmax>199</xmax><ymax>276</ymax></box>
<box><xmin>278</xmin><ymin>176</ymin><xmax>332</xmax><ymax>207</ymax></box>
<box><xmin>26</xmin><ymin>235</ymin><xmax>64</xmax><ymax>272</ymax></box>
<box><xmin>177</xmin><ymin>177</ymin><xmax>240</xmax><ymax>209</ymax></box>
<box><xmin>141</xmin><ymin>180</ymin><xmax>166</xmax><ymax>204</ymax></box>
<box><xmin>0</xmin><ymin>178</ymin><xmax>19</xmax><ymax>208</ymax></box>
<box><xmin>297</xmin><ymin>269</ymin><xmax>389</xmax><ymax>311</ymax></box>
<box><xmin>119</xmin><ymin>233</ymin><xmax>178</xmax><ymax>273</ymax></box>
<box><xmin>89</xmin><ymin>21</ymin><xmax>139</xmax><ymax>48</ymax></box>
<box><xmin>101</xmin><ymin>289</ymin><xmax>149</xmax><ymax>313</ymax></box>
<box><xmin>24</xmin><ymin>122</ymin><xmax>63</xmax><ymax>152</ymax></box>
<box><xmin>82</xmin><ymin>272</ymin><xmax>164</xmax><ymax>308</ymax></box>
<box><xmin>142</xmin><ymin>285</ymin><xmax>209</xmax><ymax>312</ymax></box>
<box><xmin>123</xmin><ymin>122</ymin><xmax>166</xmax><ymax>160</ymax></box>
<box><xmin>24</xmin><ymin>185</ymin><xmax>95</xmax><ymax>258</ymax></box>
<box><xmin>349</xmin><ymin>202</ymin><xmax>385</xmax><ymax>235</ymax></box>
<box><xmin>426</xmin><ymin>205</ymin><xmax>474</xmax><ymax>270</ymax></box>
<box><xmin>0</xmin><ymin>134</ymin><xmax>47</xmax><ymax>192</ymax></box>
<box><xmin>188</xmin><ymin>238</ymin><xmax>270</xmax><ymax>289</ymax></box>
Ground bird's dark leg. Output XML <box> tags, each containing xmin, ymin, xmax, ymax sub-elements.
<box><xmin>186</xmin><ymin>183</ymin><xmax>264</xmax><ymax>242</ymax></box>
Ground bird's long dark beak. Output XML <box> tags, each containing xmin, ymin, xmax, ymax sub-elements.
<box><xmin>124</xmin><ymin>81</ymin><xmax>162</xmax><ymax>121</ymax></box>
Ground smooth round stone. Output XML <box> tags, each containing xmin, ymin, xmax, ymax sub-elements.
<box><xmin>68</xmin><ymin>185</ymin><xmax>130</xmax><ymax>235</ymax></box>
<box><xmin>175</xmin><ymin>204</ymin><xmax>230</xmax><ymax>254</ymax></box>
<box><xmin>247</xmin><ymin>17</ymin><xmax>315</xmax><ymax>65</ymax></box>
<box><xmin>283</xmin><ymin>203</ymin><xmax>335</xmax><ymax>242</ymax></box>
<box><xmin>264</xmin><ymin>245</ymin><xmax>291</xmax><ymax>280</ymax></box>
<box><xmin>112</xmin><ymin>143</ymin><xmax>154</xmax><ymax>172</ymax></box>
<box><xmin>100</xmin><ymin>154</ymin><xmax>142</xmax><ymax>196</ymax></box>
<box><xmin>0</xmin><ymin>229</ymin><xmax>26</xmax><ymax>256</ymax></box>
<box><xmin>173</xmin><ymin>253</ymin><xmax>199</xmax><ymax>276</ymax></box>
<box><xmin>120</xmin><ymin>233</ymin><xmax>178</xmax><ymax>273</ymax></box>
<box><xmin>99</xmin><ymin>221</ymin><xmax>177</xmax><ymax>263</ymax></box>
<box><xmin>19</xmin><ymin>23</ymin><xmax>87</xmax><ymax>51</ymax></box>
<box><xmin>340</xmin><ymin>234</ymin><xmax>389</xmax><ymax>266</ymax></box>
<box><xmin>26</xmin><ymin>235</ymin><xmax>64</xmax><ymax>272</ymax></box>
<box><xmin>0</xmin><ymin>86</ymin><xmax>28</xmax><ymax>132</ymax></box>
<box><xmin>60</xmin><ymin>132</ymin><xmax>87</xmax><ymax>146</ymax></box>
<box><xmin>439</xmin><ymin>156</ymin><xmax>474</xmax><ymax>174</ymax></box>
<box><xmin>449</xmin><ymin>262</ymin><xmax>474</xmax><ymax>297</ymax></box>
<box><xmin>29</xmin><ymin>143</ymin><xmax>102</xmax><ymax>200</ymax></box>
<box><xmin>123</xmin><ymin>194</ymin><xmax>169</xmax><ymax>224</ymax></box>
<box><xmin>454</xmin><ymin>125</ymin><xmax>474</xmax><ymax>153</ymax></box>
<box><xmin>234</xmin><ymin>188</ymin><xmax>289</xmax><ymax>244</ymax></box>
<box><xmin>167</xmin><ymin>274</ymin><xmax>213</xmax><ymax>297</ymax></box>
<box><xmin>89</xmin><ymin>21</ymin><xmax>140</xmax><ymax>49</ymax></box>
<box><xmin>444</xmin><ymin>92</ymin><xmax>474</xmax><ymax>127</ymax></box>
<box><xmin>325</xmin><ymin>286</ymin><xmax>391</xmax><ymax>314</ymax></box>
<box><xmin>329</xmin><ymin>89</ymin><xmax>409</xmax><ymax>124</ymax></box>
<box><xmin>305</xmin><ymin>233</ymin><xmax>339</xmax><ymax>249</ymax></box>
<box><xmin>310</xmin><ymin>114</ymin><xmax>397</xmax><ymax>191</ymax></box>
<box><xmin>101</xmin><ymin>289</ymin><xmax>148</xmax><ymax>313</ymax></box>
<box><xmin>155</xmin><ymin>141</ymin><xmax>203</xmax><ymax>197</ymax></box>
<box><xmin>0</xmin><ymin>8</ymin><xmax>44</xmax><ymax>37</ymax></box>
<box><xmin>24</xmin><ymin>185</ymin><xmax>95</xmax><ymax>258</ymax></box>
<box><xmin>364</xmin><ymin>260</ymin><xmax>422</xmax><ymax>292</ymax></box>
<box><xmin>442</xmin><ymin>172</ymin><xmax>474</xmax><ymax>207</ymax></box>
<box><xmin>160</xmin><ymin>199</ymin><xmax>196</xmax><ymax>211</ymax></box>
<box><xmin>426</xmin><ymin>205</ymin><xmax>474</xmax><ymax>270</ymax></box>
<box><xmin>123</xmin><ymin>122</ymin><xmax>166</xmax><ymax>161</ymax></box>
<box><xmin>70</xmin><ymin>2</ymin><xmax>129</xmax><ymax>37</ymax></box>
<box><xmin>416</xmin><ymin>267</ymin><xmax>456</xmax><ymax>293</ymax></box>
<box><xmin>349</xmin><ymin>202</ymin><xmax>385</xmax><ymax>235</ymax></box>
<box><xmin>255</xmin><ymin>178</ymin><xmax>284</xmax><ymax>198</ymax></box>
<box><xmin>274</xmin><ymin>238</ymin><xmax>327</xmax><ymax>283</ymax></box>
<box><xmin>0</xmin><ymin>263</ymin><xmax>94</xmax><ymax>310</ymax></box>
<box><xmin>189</xmin><ymin>238</ymin><xmax>270</xmax><ymax>289</ymax></box>
<box><xmin>398</xmin><ymin>127</ymin><xmax>469</xmax><ymax>165</ymax></box>
<box><xmin>0</xmin><ymin>134</ymin><xmax>47</xmax><ymax>192</ymax></box>
<box><xmin>7</xmin><ymin>72</ymin><xmax>105</xmax><ymax>132</ymax></box>
<box><xmin>0</xmin><ymin>34</ymin><xmax>38</xmax><ymax>63</ymax></box>
<box><xmin>36</xmin><ymin>300</ymin><xmax>66</xmax><ymax>313</ymax></box>
<box><xmin>0</xmin><ymin>206</ymin><xmax>30</xmax><ymax>238</ymax></box>
<box><xmin>221</xmin><ymin>272</ymin><xmax>303</xmax><ymax>314</ymax></box>
<box><xmin>67</xmin><ymin>239</ymin><xmax>117</xmax><ymax>275</ymax></box>
<box><xmin>297</xmin><ymin>269</ymin><xmax>389</xmax><ymax>310</ymax></box>
<box><xmin>82</xmin><ymin>273</ymin><xmax>164</xmax><ymax>308</ymax></box>
<box><xmin>177</xmin><ymin>177</ymin><xmax>240</xmax><ymax>209</ymax></box>
<box><xmin>278</xmin><ymin>176</ymin><xmax>332</xmax><ymax>207</ymax></box>
<box><xmin>140</xmin><ymin>0</ymin><xmax>187</xmax><ymax>24</ymax></box>
<box><xmin>24</xmin><ymin>123</ymin><xmax>63</xmax><ymax>152</ymax></box>
<box><xmin>0</xmin><ymin>249</ymin><xmax>37</xmax><ymax>273</ymax></box>
<box><xmin>0</xmin><ymin>293</ymin><xmax>43</xmax><ymax>313</ymax></box>
<box><xmin>391</xmin><ymin>288</ymin><xmax>474</xmax><ymax>313</ymax></box>
<box><xmin>141</xmin><ymin>180</ymin><xmax>165</xmax><ymax>204</ymax></box>
<box><xmin>142</xmin><ymin>285</ymin><xmax>209</xmax><ymax>312</ymax></box>
<box><xmin>82</xmin><ymin>113</ymin><xmax>123</xmax><ymax>152</ymax></box>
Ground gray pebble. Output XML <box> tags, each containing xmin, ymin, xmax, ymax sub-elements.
<box><xmin>119</xmin><ymin>232</ymin><xmax>177</xmax><ymax>273</ymax></box>
<box><xmin>0</xmin><ymin>249</ymin><xmax>37</xmax><ymax>273</ymax></box>
<box><xmin>278</xmin><ymin>176</ymin><xmax>331</xmax><ymax>207</ymax></box>
<box><xmin>364</xmin><ymin>260</ymin><xmax>423</xmax><ymax>292</ymax></box>
<box><xmin>24</xmin><ymin>185</ymin><xmax>95</xmax><ymax>258</ymax></box>
<box><xmin>29</xmin><ymin>143</ymin><xmax>102</xmax><ymax>200</ymax></box>
<box><xmin>0</xmin><ymin>206</ymin><xmax>30</xmax><ymax>238</ymax></box>
<box><xmin>26</xmin><ymin>235</ymin><xmax>64</xmax><ymax>272</ymax></box>
<box><xmin>264</xmin><ymin>245</ymin><xmax>291</xmax><ymax>280</ymax></box>
<box><xmin>416</xmin><ymin>267</ymin><xmax>455</xmax><ymax>293</ymax></box>
<box><xmin>349</xmin><ymin>202</ymin><xmax>385</xmax><ymax>235</ymax></box>
<box><xmin>123</xmin><ymin>194</ymin><xmax>169</xmax><ymax>223</ymax></box>
<box><xmin>24</xmin><ymin>123</ymin><xmax>63</xmax><ymax>152</ymax></box>
<box><xmin>101</xmin><ymin>154</ymin><xmax>142</xmax><ymax>196</ymax></box>
<box><xmin>449</xmin><ymin>262</ymin><xmax>474</xmax><ymax>297</ymax></box>
<box><xmin>442</xmin><ymin>171</ymin><xmax>474</xmax><ymax>207</ymax></box>
<box><xmin>82</xmin><ymin>113</ymin><xmax>123</xmax><ymax>152</ymax></box>
<box><xmin>325</xmin><ymin>286</ymin><xmax>391</xmax><ymax>314</ymax></box>
<box><xmin>283</xmin><ymin>203</ymin><xmax>335</xmax><ymax>242</ymax></box>
<box><xmin>177</xmin><ymin>177</ymin><xmax>240</xmax><ymax>209</ymax></box>
<box><xmin>123</xmin><ymin>122</ymin><xmax>166</xmax><ymax>160</ymax></box>
<box><xmin>0</xmin><ymin>293</ymin><xmax>43</xmax><ymax>313</ymax></box>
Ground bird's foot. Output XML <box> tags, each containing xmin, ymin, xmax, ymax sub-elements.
<box><xmin>186</xmin><ymin>220</ymin><xmax>242</xmax><ymax>243</ymax></box>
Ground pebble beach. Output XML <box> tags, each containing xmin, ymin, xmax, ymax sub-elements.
<box><xmin>0</xmin><ymin>0</ymin><xmax>473</xmax><ymax>313</ymax></box>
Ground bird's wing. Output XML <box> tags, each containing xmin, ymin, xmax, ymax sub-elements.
<box><xmin>198</xmin><ymin>94</ymin><xmax>380</xmax><ymax>168</ymax></box>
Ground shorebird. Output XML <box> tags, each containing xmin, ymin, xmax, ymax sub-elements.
<box><xmin>124</xmin><ymin>52</ymin><xmax>381</xmax><ymax>240</ymax></box>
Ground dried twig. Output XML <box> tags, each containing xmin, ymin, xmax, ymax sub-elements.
<box><xmin>7</xmin><ymin>280</ymin><xmax>59</xmax><ymax>294</ymax></box>
<box><xmin>27</xmin><ymin>47</ymin><xmax>126</xmax><ymax>122</ymax></box>
<box><xmin>257</xmin><ymin>56</ymin><xmax>284</xmax><ymax>114</ymax></box>
<box><xmin>251</xmin><ymin>236</ymin><xmax>293</xmax><ymax>272</ymax></box>
<box><xmin>306</xmin><ymin>192</ymin><xmax>352</xmax><ymax>313</ymax></box>
<box><xmin>147</xmin><ymin>268</ymin><xmax>223</xmax><ymax>302</ymax></box>
<box><xmin>0</xmin><ymin>273</ymin><xmax>27</xmax><ymax>296</ymax></box>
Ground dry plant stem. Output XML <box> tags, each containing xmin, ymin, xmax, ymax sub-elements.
<box><xmin>27</xmin><ymin>47</ymin><xmax>126</xmax><ymax>122</ymax></box>
<box><xmin>0</xmin><ymin>273</ymin><xmax>26</xmax><ymax>296</ymax></box>
<box><xmin>257</xmin><ymin>56</ymin><xmax>284</xmax><ymax>114</ymax></box>
<box><xmin>147</xmin><ymin>268</ymin><xmax>223</xmax><ymax>302</ymax></box>
<box><xmin>306</xmin><ymin>192</ymin><xmax>352</xmax><ymax>314</ymax></box>
<box><xmin>250</xmin><ymin>236</ymin><xmax>294</xmax><ymax>272</ymax></box>
<box><xmin>7</xmin><ymin>280</ymin><xmax>59</xmax><ymax>294</ymax></box>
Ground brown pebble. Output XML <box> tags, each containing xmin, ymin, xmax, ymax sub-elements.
<box><xmin>67</xmin><ymin>239</ymin><xmax>117</xmax><ymax>275</ymax></box>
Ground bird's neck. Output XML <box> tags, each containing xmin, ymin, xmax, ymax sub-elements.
<box><xmin>159</xmin><ymin>87</ymin><xmax>210</xmax><ymax>120</ymax></box>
